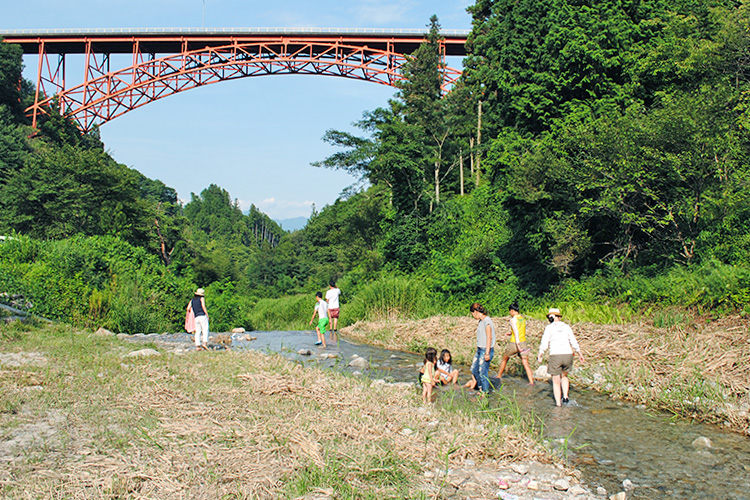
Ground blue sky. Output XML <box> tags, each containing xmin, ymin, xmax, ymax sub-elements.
<box><xmin>1</xmin><ymin>1</ymin><xmax>473</xmax><ymax>220</ymax></box>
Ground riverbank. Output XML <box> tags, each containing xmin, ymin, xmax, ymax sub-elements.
<box><xmin>0</xmin><ymin>321</ymin><xmax>608</xmax><ymax>499</ymax></box>
<box><xmin>341</xmin><ymin>314</ymin><xmax>750</xmax><ymax>436</ymax></box>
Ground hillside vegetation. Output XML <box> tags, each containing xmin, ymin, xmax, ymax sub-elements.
<box><xmin>2</xmin><ymin>1</ymin><xmax>750</xmax><ymax>331</ymax></box>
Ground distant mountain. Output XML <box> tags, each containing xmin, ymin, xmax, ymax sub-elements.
<box><xmin>274</xmin><ymin>216</ymin><xmax>308</xmax><ymax>232</ymax></box>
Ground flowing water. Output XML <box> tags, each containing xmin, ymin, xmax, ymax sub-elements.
<box><xmin>142</xmin><ymin>330</ymin><xmax>750</xmax><ymax>499</ymax></box>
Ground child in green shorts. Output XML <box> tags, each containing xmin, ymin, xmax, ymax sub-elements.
<box><xmin>309</xmin><ymin>291</ymin><xmax>329</xmax><ymax>347</ymax></box>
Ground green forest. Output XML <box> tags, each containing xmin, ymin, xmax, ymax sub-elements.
<box><xmin>3</xmin><ymin>0</ymin><xmax>750</xmax><ymax>333</ymax></box>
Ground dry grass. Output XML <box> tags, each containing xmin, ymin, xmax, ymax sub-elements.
<box><xmin>343</xmin><ymin>314</ymin><xmax>750</xmax><ymax>435</ymax></box>
<box><xmin>0</xmin><ymin>324</ymin><xmax>554</xmax><ymax>499</ymax></box>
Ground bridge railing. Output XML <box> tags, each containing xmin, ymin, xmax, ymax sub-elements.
<box><xmin>0</xmin><ymin>27</ymin><xmax>471</xmax><ymax>37</ymax></box>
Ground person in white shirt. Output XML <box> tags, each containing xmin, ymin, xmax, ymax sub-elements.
<box><xmin>309</xmin><ymin>292</ymin><xmax>329</xmax><ymax>348</ymax></box>
<box><xmin>537</xmin><ymin>307</ymin><xmax>585</xmax><ymax>406</ymax></box>
<box><xmin>325</xmin><ymin>281</ymin><xmax>341</xmax><ymax>341</ymax></box>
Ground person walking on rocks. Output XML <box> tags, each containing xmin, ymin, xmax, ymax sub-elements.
<box><xmin>325</xmin><ymin>281</ymin><xmax>341</xmax><ymax>342</ymax></box>
<box><xmin>497</xmin><ymin>300</ymin><xmax>535</xmax><ymax>385</ymax></box>
<box><xmin>187</xmin><ymin>288</ymin><xmax>209</xmax><ymax>351</ymax></box>
<box><xmin>309</xmin><ymin>291</ymin><xmax>329</xmax><ymax>348</ymax></box>
<box><xmin>470</xmin><ymin>303</ymin><xmax>496</xmax><ymax>394</ymax></box>
<box><xmin>537</xmin><ymin>307</ymin><xmax>585</xmax><ymax>406</ymax></box>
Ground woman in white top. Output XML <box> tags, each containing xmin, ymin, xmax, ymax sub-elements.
<box><xmin>537</xmin><ymin>307</ymin><xmax>585</xmax><ymax>406</ymax></box>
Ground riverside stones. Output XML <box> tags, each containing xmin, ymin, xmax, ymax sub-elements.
<box><xmin>94</xmin><ymin>327</ymin><xmax>115</xmax><ymax>337</ymax></box>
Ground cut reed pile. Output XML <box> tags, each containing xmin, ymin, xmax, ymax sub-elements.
<box><xmin>0</xmin><ymin>323</ymin><xmax>553</xmax><ymax>499</ymax></box>
<box><xmin>343</xmin><ymin>314</ymin><xmax>750</xmax><ymax>435</ymax></box>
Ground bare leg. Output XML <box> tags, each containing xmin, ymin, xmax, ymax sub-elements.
<box><xmin>552</xmin><ymin>374</ymin><xmax>562</xmax><ymax>406</ymax></box>
<box><xmin>449</xmin><ymin>370</ymin><xmax>459</xmax><ymax>384</ymax></box>
<box><xmin>497</xmin><ymin>355</ymin><xmax>510</xmax><ymax>378</ymax></box>
<box><xmin>521</xmin><ymin>357</ymin><xmax>535</xmax><ymax>385</ymax></box>
<box><xmin>561</xmin><ymin>372</ymin><xmax>570</xmax><ymax>400</ymax></box>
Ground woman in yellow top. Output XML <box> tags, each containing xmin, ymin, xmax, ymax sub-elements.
<box><xmin>497</xmin><ymin>300</ymin><xmax>535</xmax><ymax>385</ymax></box>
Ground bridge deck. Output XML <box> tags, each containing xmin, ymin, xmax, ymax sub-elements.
<box><xmin>1</xmin><ymin>28</ymin><xmax>469</xmax><ymax>56</ymax></box>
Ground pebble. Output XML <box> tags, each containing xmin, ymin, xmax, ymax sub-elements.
<box><xmin>297</xmin><ymin>349</ymin><xmax>312</xmax><ymax>356</ymax></box>
<box><xmin>125</xmin><ymin>348</ymin><xmax>161</xmax><ymax>358</ymax></box>
<box><xmin>553</xmin><ymin>478</ymin><xmax>570</xmax><ymax>491</ymax></box>
<box><xmin>526</xmin><ymin>480</ymin><xmax>539</xmax><ymax>491</ymax></box>
<box><xmin>622</xmin><ymin>479</ymin><xmax>635</xmax><ymax>491</ymax></box>
<box><xmin>597</xmin><ymin>486</ymin><xmax>607</xmax><ymax>496</ymax></box>
<box><xmin>609</xmin><ymin>492</ymin><xmax>627</xmax><ymax>500</ymax></box>
<box><xmin>511</xmin><ymin>463</ymin><xmax>530</xmax><ymax>475</ymax></box>
<box><xmin>691</xmin><ymin>436</ymin><xmax>712</xmax><ymax>448</ymax></box>
<box><xmin>569</xmin><ymin>485</ymin><xmax>587</xmax><ymax>495</ymax></box>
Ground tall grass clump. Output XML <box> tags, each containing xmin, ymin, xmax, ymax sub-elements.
<box><xmin>346</xmin><ymin>275</ymin><xmax>436</xmax><ymax>322</ymax></box>
<box><xmin>248</xmin><ymin>294</ymin><xmax>312</xmax><ymax>331</ymax></box>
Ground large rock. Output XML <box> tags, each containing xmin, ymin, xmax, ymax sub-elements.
<box><xmin>348</xmin><ymin>356</ymin><xmax>370</xmax><ymax>370</ymax></box>
<box><xmin>231</xmin><ymin>327</ymin><xmax>245</xmax><ymax>334</ymax></box>
<box><xmin>94</xmin><ymin>327</ymin><xmax>115</xmax><ymax>337</ymax></box>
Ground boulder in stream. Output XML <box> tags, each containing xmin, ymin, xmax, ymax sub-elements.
<box><xmin>348</xmin><ymin>356</ymin><xmax>370</xmax><ymax>370</ymax></box>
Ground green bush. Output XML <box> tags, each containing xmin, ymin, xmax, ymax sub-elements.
<box><xmin>248</xmin><ymin>294</ymin><xmax>312</xmax><ymax>331</ymax></box>
<box><xmin>345</xmin><ymin>275</ymin><xmax>436</xmax><ymax>321</ymax></box>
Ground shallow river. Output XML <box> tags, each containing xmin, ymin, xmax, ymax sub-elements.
<box><xmin>148</xmin><ymin>330</ymin><xmax>750</xmax><ymax>499</ymax></box>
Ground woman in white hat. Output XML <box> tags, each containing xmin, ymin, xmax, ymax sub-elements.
<box><xmin>537</xmin><ymin>307</ymin><xmax>584</xmax><ymax>406</ymax></box>
<box><xmin>187</xmin><ymin>288</ymin><xmax>210</xmax><ymax>351</ymax></box>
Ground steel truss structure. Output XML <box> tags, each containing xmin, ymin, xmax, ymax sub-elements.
<box><xmin>2</xmin><ymin>29</ymin><xmax>468</xmax><ymax>131</ymax></box>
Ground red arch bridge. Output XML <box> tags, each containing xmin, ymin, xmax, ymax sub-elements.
<box><xmin>1</xmin><ymin>28</ymin><xmax>469</xmax><ymax>132</ymax></box>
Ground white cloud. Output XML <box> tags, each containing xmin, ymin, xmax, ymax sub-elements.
<box><xmin>240</xmin><ymin>197</ymin><xmax>316</xmax><ymax>220</ymax></box>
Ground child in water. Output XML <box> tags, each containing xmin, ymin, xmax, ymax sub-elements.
<box><xmin>308</xmin><ymin>291</ymin><xmax>329</xmax><ymax>347</ymax></box>
<box><xmin>435</xmin><ymin>349</ymin><xmax>460</xmax><ymax>385</ymax></box>
<box><xmin>421</xmin><ymin>347</ymin><xmax>437</xmax><ymax>404</ymax></box>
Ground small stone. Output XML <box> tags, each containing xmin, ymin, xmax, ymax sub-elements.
<box><xmin>510</xmin><ymin>463</ymin><xmax>529</xmax><ymax>475</ymax></box>
<box><xmin>597</xmin><ymin>486</ymin><xmax>607</xmax><ymax>496</ymax></box>
<box><xmin>297</xmin><ymin>349</ymin><xmax>312</xmax><ymax>356</ymax></box>
<box><xmin>125</xmin><ymin>348</ymin><xmax>160</xmax><ymax>358</ymax></box>
<box><xmin>553</xmin><ymin>478</ymin><xmax>570</xmax><ymax>491</ymax></box>
<box><xmin>622</xmin><ymin>479</ymin><xmax>635</xmax><ymax>490</ymax></box>
<box><xmin>569</xmin><ymin>485</ymin><xmax>587</xmax><ymax>496</ymax></box>
<box><xmin>526</xmin><ymin>480</ymin><xmax>539</xmax><ymax>491</ymax></box>
<box><xmin>609</xmin><ymin>492</ymin><xmax>627</xmax><ymax>500</ymax></box>
<box><xmin>534</xmin><ymin>364</ymin><xmax>550</xmax><ymax>380</ymax></box>
<box><xmin>691</xmin><ymin>436</ymin><xmax>712</xmax><ymax>448</ymax></box>
<box><xmin>231</xmin><ymin>327</ymin><xmax>245</xmax><ymax>333</ymax></box>
<box><xmin>424</xmin><ymin>470</ymin><xmax>435</xmax><ymax>479</ymax></box>
<box><xmin>399</xmin><ymin>428</ymin><xmax>414</xmax><ymax>436</ymax></box>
